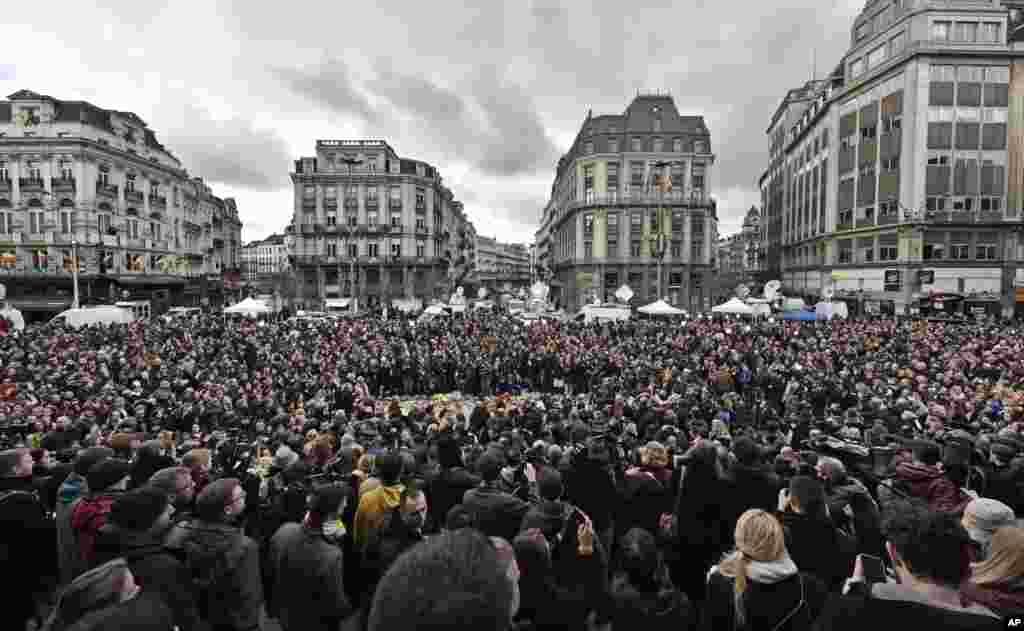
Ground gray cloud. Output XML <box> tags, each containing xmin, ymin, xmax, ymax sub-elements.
<box><xmin>155</xmin><ymin>104</ymin><xmax>292</xmax><ymax>192</ymax></box>
<box><xmin>270</xmin><ymin>59</ymin><xmax>377</xmax><ymax>124</ymax></box>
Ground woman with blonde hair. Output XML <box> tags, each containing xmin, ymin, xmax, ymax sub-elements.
<box><xmin>703</xmin><ymin>509</ymin><xmax>827</xmax><ymax>631</ymax></box>
<box><xmin>961</xmin><ymin>525</ymin><xmax>1024</xmax><ymax>617</ymax></box>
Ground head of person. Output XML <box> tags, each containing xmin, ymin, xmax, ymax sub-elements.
<box><xmin>961</xmin><ymin>498</ymin><xmax>1016</xmax><ymax>561</ymax></box>
<box><xmin>182</xmin><ymin>448</ymin><xmax>212</xmax><ymax>474</ymax></box>
<box><xmin>477</xmin><ymin>449</ymin><xmax>506</xmax><ymax>485</ymax></box>
<box><xmin>911</xmin><ymin>440</ymin><xmax>942</xmax><ymax>467</ymax></box>
<box><xmin>719</xmin><ymin>509</ymin><xmax>789</xmax><ymax>627</ymax></box>
<box><xmin>815</xmin><ymin>456</ymin><xmax>847</xmax><ymax>487</ymax></box>
<box><xmin>399</xmin><ymin>484</ymin><xmax>428</xmax><ymax>533</ymax></box>
<box><xmin>72</xmin><ymin>446</ymin><xmax>114</xmax><ymax>480</ymax></box>
<box><xmin>369</xmin><ymin>529</ymin><xmax>518</xmax><ymax>631</ymax></box>
<box><xmin>618</xmin><ymin>528</ymin><xmax>663</xmax><ymax>592</ymax></box>
<box><xmin>732</xmin><ymin>437</ymin><xmax>762</xmax><ymax>467</ymax></box>
<box><xmin>375</xmin><ymin>451</ymin><xmax>405</xmax><ymax>486</ymax></box>
<box><xmin>86</xmin><ymin>459</ymin><xmax>133</xmax><ymax>494</ymax></box>
<box><xmin>0</xmin><ymin>448</ymin><xmax>34</xmax><ymax>478</ymax></box>
<box><xmin>306</xmin><ymin>482</ymin><xmax>349</xmax><ymax>528</ymax></box>
<box><xmin>444</xmin><ymin>505</ymin><xmax>475</xmax><ymax>532</ymax></box>
<box><xmin>786</xmin><ymin>475</ymin><xmax>828</xmax><ymax>520</ymax></box>
<box><xmin>535</xmin><ymin>466</ymin><xmax>563</xmax><ymax>502</ymax></box>
<box><xmin>109</xmin><ymin>486</ymin><xmax>174</xmax><ymax>535</ymax></box>
<box><xmin>194</xmin><ymin>478</ymin><xmax>246</xmax><ymax>524</ymax></box>
<box><xmin>882</xmin><ymin>505</ymin><xmax>972</xmax><ymax>590</ymax></box>
<box><xmin>969</xmin><ymin>526</ymin><xmax>1024</xmax><ymax>588</ymax></box>
<box><xmin>47</xmin><ymin>559</ymin><xmax>140</xmax><ymax>631</ymax></box>
<box><xmin>147</xmin><ymin>466</ymin><xmax>196</xmax><ymax>508</ymax></box>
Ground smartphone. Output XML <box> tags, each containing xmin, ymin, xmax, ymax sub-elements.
<box><xmin>858</xmin><ymin>554</ymin><xmax>887</xmax><ymax>583</ymax></box>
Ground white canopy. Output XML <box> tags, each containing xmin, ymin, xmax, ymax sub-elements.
<box><xmin>0</xmin><ymin>305</ymin><xmax>25</xmax><ymax>331</ymax></box>
<box><xmin>750</xmin><ymin>303</ymin><xmax>772</xmax><ymax>317</ymax></box>
<box><xmin>423</xmin><ymin>304</ymin><xmax>447</xmax><ymax>315</ymax></box>
<box><xmin>223</xmin><ymin>297</ymin><xmax>271</xmax><ymax>316</ymax></box>
<box><xmin>712</xmin><ymin>298</ymin><xmax>755</xmax><ymax>315</ymax></box>
<box><xmin>638</xmin><ymin>299</ymin><xmax>685</xmax><ymax>315</ymax></box>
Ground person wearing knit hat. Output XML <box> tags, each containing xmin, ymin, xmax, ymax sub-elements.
<box><xmin>962</xmin><ymin>498</ymin><xmax>1016</xmax><ymax>561</ymax></box>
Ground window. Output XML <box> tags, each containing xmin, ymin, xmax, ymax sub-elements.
<box><xmin>584</xmin><ymin>141</ymin><xmax>594</xmax><ymax>155</ymax></box>
<box><xmin>672</xmin><ymin>138</ymin><xmax>682</xmax><ymax>152</ymax></box>
<box><xmin>923</xmin><ymin>243</ymin><xmax>944</xmax><ymax>260</ymax></box>
<box><xmin>389</xmin><ymin>186</ymin><xmax>401</xmax><ymax>200</ymax></box>
<box><xmin>952</xmin><ymin>197</ymin><xmax>975</xmax><ymax>211</ymax></box>
<box><xmin>58</xmin><ymin>210</ymin><xmax>72</xmax><ymax>234</ymax></box>
<box><xmin>390</xmin><ymin>242</ymin><xmax>401</xmax><ymax>258</ymax></box>
<box><xmin>607</xmin><ymin>162</ymin><xmax>619</xmax><ymax>192</ymax></box>
<box><xmin>928</xmin><ymin>153</ymin><xmax>951</xmax><ymax>166</ymax></box>
<box><xmin>652</xmin><ymin>137</ymin><xmax>663</xmax><ymax>152</ymax></box>
<box><xmin>861</xmin><ymin>244</ymin><xmax>875</xmax><ymax>262</ymax></box>
<box><xmin>986</xmin><ymin>67</ymin><xmax>1010</xmax><ymax>83</ymax></box>
<box><xmin>583</xmin><ymin>164</ymin><xmax>594</xmax><ymax>197</ymax></box>
<box><xmin>838</xmin><ymin>246</ymin><xmax>852</xmax><ymax>264</ymax></box>
<box><xmin>415</xmin><ymin>188</ymin><xmax>425</xmax><ymax>208</ymax></box>
<box><xmin>670</xmin><ymin>242</ymin><xmax>681</xmax><ymax>258</ymax></box>
<box><xmin>879</xmin><ymin>245</ymin><xmax>898</xmax><ymax>261</ymax></box>
<box><xmin>326</xmin><ymin>242</ymin><xmax>337</xmax><ymax>258</ymax></box>
<box><xmin>125</xmin><ymin>173</ymin><xmax>136</xmax><ymax>192</ymax></box>
<box><xmin>930</xmin><ymin>65</ymin><xmax>956</xmax><ymax>82</ymax></box>
<box><xmin>958</xmin><ymin>66</ymin><xmax>984</xmax><ymax>82</ymax></box>
<box><xmin>881</xmin><ymin>114</ymin><xmax>902</xmax><ymax>133</ymax></box>
<box><xmin>955</xmin><ymin>21</ymin><xmax>978</xmax><ymax>42</ymax></box>
<box><xmin>851</xmin><ymin>58</ymin><xmax>865</xmax><ymax>77</ymax></box>
<box><xmin>878</xmin><ymin>199</ymin><xmax>898</xmax><ymax>216</ymax></box>
<box><xmin>867</xmin><ymin>45</ymin><xmax>886</xmax><ymax>69</ymax></box>
<box><xmin>348</xmin><ymin>243</ymin><xmax>358</xmax><ymax>258</ymax></box>
<box><xmin>951</xmin><ymin>243</ymin><xmax>969</xmax><ymax>259</ymax></box>
<box><xmin>583</xmin><ymin>212</ymin><xmax>594</xmax><ymax>234</ymax></box>
<box><xmin>127</xmin><ymin>219</ymin><xmax>139</xmax><ymax>239</ymax></box>
<box><xmin>882</xmin><ymin>157</ymin><xmax>899</xmax><ymax>171</ymax></box>
<box><xmin>980</xmin><ymin>197</ymin><xmax>1002</xmax><ymax>212</ymax></box>
<box><xmin>415</xmin><ymin>241</ymin><xmax>425</xmax><ymax>258</ymax></box>
<box><xmin>630</xmin><ymin>162</ymin><xmax>644</xmax><ymax>189</ymax></box>
<box><xmin>691</xmin><ymin>163</ymin><xmax>705</xmax><ymax>190</ymax></box>
<box><xmin>856</xmin><ymin>21</ymin><xmax>870</xmax><ymax>41</ymax></box>
<box><xmin>391</xmin><ymin>213</ymin><xmax>401</xmax><ymax>227</ymax></box>
<box><xmin>415</xmin><ymin>217</ymin><xmax>426</xmax><ymax>230</ymax></box>
<box><xmin>630</xmin><ymin>240</ymin><xmax>641</xmax><ymax>256</ymax></box>
<box><xmin>327</xmin><ymin>214</ymin><xmax>337</xmax><ymax>226</ymax></box>
<box><xmin>861</xmin><ymin>125</ymin><xmax>877</xmax><ymax>140</ymax></box>
<box><xmin>932</xmin><ymin>21</ymin><xmax>951</xmax><ymax>41</ymax></box>
<box><xmin>368</xmin><ymin>211</ymin><xmax>378</xmax><ymax>225</ymax></box>
<box><xmin>976</xmin><ymin>243</ymin><xmax>997</xmax><ymax>259</ymax></box>
<box><xmin>652</xmin><ymin>118</ymin><xmax>662</xmax><ymax>132</ymax></box>
<box><xmin>368</xmin><ymin>241</ymin><xmax>379</xmax><ymax>258</ymax></box>
<box><xmin>973</xmin><ymin>22</ymin><xmax>1001</xmax><ymax>44</ymax></box>
<box><xmin>839</xmin><ymin>209</ymin><xmax>853</xmax><ymax>226</ymax></box>
<box><xmin>631</xmin><ymin>137</ymin><xmax>642</xmax><ymax>152</ymax></box>
<box><xmin>347</xmin><ymin>213</ymin><xmax>357</xmax><ymax>227</ymax></box>
<box><xmin>982</xmin><ymin>109</ymin><xmax>1007</xmax><ymax>123</ymax></box>
<box><xmin>609</xmin><ymin>138</ymin><xmax>619</xmax><ymax>153</ymax></box>
<box><xmin>584</xmin><ymin>241</ymin><xmax>593</xmax><ymax>259</ymax></box>
<box><xmin>926</xmin><ymin>196</ymin><xmax>949</xmax><ymax>211</ymax></box>
<box><xmin>98</xmin><ymin>214</ymin><xmax>111</xmax><ymax>235</ymax></box>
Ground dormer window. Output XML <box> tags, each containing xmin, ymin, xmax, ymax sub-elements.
<box><xmin>126</xmin><ymin>173</ymin><xmax>136</xmax><ymax>192</ymax></box>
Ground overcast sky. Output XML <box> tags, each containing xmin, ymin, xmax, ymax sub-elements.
<box><xmin>0</xmin><ymin>0</ymin><xmax>864</xmax><ymax>244</ymax></box>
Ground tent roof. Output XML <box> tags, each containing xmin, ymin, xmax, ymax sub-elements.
<box><xmin>711</xmin><ymin>297</ymin><xmax>755</xmax><ymax>314</ymax></box>
<box><xmin>638</xmin><ymin>299</ymin><xmax>685</xmax><ymax>315</ymax></box>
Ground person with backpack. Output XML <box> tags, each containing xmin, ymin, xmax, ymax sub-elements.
<box><xmin>167</xmin><ymin>478</ymin><xmax>264</xmax><ymax>631</ymax></box>
<box><xmin>1</xmin><ymin>448</ymin><xmax>58</xmax><ymax>631</ymax></box>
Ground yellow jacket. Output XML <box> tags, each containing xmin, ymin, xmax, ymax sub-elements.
<box><xmin>353</xmin><ymin>483</ymin><xmax>404</xmax><ymax>550</ymax></box>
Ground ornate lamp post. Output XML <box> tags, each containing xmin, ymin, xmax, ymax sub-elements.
<box><xmin>648</xmin><ymin>160</ymin><xmax>682</xmax><ymax>302</ymax></box>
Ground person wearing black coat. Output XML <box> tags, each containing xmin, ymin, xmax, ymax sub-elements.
<box><xmin>128</xmin><ymin>442</ymin><xmax>175</xmax><ymax>490</ymax></box>
<box><xmin>607</xmin><ymin>528</ymin><xmax>697</xmax><ymax>631</ymax></box>
<box><xmin>564</xmin><ymin>439</ymin><xmax>618</xmax><ymax>551</ymax></box>
<box><xmin>672</xmin><ymin>443</ymin><xmax>729</xmax><ymax>605</ymax></box>
<box><xmin>462</xmin><ymin>450</ymin><xmax>532</xmax><ymax>543</ymax></box>
<box><xmin>723</xmin><ymin>437</ymin><xmax>782</xmax><ymax>536</ymax></box>
<box><xmin>429</xmin><ymin>435</ymin><xmax>480</xmax><ymax>528</ymax></box>
<box><xmin>92</xmin><ymin>487</ymin><xmax>201</xmax><ymax>631</ymax></box>
<box><xmin>777</xmin><ymin>476</ymin><xmax>855</xmax><ymax>592</ymax></box>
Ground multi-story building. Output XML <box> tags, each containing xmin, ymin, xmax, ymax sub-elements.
<box><xmin>475</xmin><ymin>236</ymin><xmax>531</xmax><ymax>294</ymax></box>
<box><xmin>289</xmin><ymin>140</ymin><xmax>476</xmax><ymax>310</ymax></box>
<box><xmin>537</xmin><ymin>94</ymin><xmax>719</xmax><ymax>312</ymax></box>
<box><xmin>242</xmin><ymin>232</ymin><xmax>289</xmax><ymax>279</ymax></box>
<box><xmin>715</xmin><ymin>206</ymin><xmax>764</xmax><ymax>301</ymax></box>
<box><xmin>0</xmin><ymin>89</ymin><xmax>242</xmax><ymax>317</ymax></box>
<box><xmin>762</xmin><ymin>0</ymin><xmax>1024</xmax><ymax>316</ymax></box>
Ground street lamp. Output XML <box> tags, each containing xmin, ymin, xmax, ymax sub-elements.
<box><xmin>339</xmin><ymin>157</ymin><xmax>363</xmax><ymax>313</ymax></box>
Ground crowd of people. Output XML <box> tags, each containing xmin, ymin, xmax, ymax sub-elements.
<box><xmin>0</xmin><ymin>308</ymin><xmax>1023</xmax><ymax>631</ymax></box>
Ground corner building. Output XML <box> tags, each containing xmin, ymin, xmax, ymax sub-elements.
<box><xmin>537</xmin><ymin>95</ymin><xmax>719</xmax><ymax>312</ymax></box>
<box><xmin>764</xmin><ymin>0</ymin><xmax>1024</xmax><ymax>316</ymax></box>
<box><xmin>290</xmin><ymin>140</ymin><xmax>476</xmax><ymax>310</ymax></box>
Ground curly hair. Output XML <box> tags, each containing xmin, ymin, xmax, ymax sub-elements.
<box><xmin>882</xmin><ymin>504</ymin><xmax>972</xmax><ymax>587</ymax></box>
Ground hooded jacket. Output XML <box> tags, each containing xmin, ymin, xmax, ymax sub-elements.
<box><xmin>608</xmin><ymin>574</ymin><xmax>697</xmax><ymax>631</ymax></box>
<box><xmin>891</xmin><ymin>462</ymin><xmax>969</xmax><ymax>514</ymax></box>
<box><xmin>92</xmin><ymin>525</ymin><xmax>201</xmax><ymax>631</ymax></box>
<box><xmin>267</xmin><ymin>522</ymin><xmax>351</xmax><ymax>631</ymax></box>
<box><xmin>703</xmin><ymin>557</ymin><xmax>827</xmax><ymax>631</ymax></box>
<box><xmin>70</xmin><ymin>493</ymin><xmax>118</xmax><ymax>568</ymax></box>
<box><xmin>779</xmin><ymin>511</ymin><xmax>855</xmax><ymax>591</ymax></box>
<box><xmin>353</xmin><ymin>483</ymin><xmax>405</xmax><ymax>552</ymax></box>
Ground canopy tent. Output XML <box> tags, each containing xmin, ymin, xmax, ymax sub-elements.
<box><xmin>782</xmin><ymin>297</ymin><xmax>808</xmax><ymax>312</ymax></box>
<box><xmin>423</xmin><ymin>304</ymin><xmax>447</xmax><ymax>315</ymax></box>
<box><xmin>711</xmin><ymin>298</ymin><xmax>756</xmax><ymax>316</ymax></box>
<box><xmin>750</xmin><ymin>303</ymin><xmax>772</xmax><ymax>318</ymax></box>
<box><xmin>223</xmin><ymin>297</ymin><xmax>271</xmax><ymax>317</ymax></box>
<box><xmin>782</xmin><ymin>309</ymin><xmax>817</xmax><ymax>321</ymax></box>
<box><xmin>637</xmin><ymin>299</ymin><xmax>685</xmax><ymax>316</ymax></box>
<box><xmin>0</xmin><ymin>305</ymin><xmax>25</xmax><ymax>331</ymax></box>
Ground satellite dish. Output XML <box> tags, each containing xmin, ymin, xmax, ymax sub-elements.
<box><xmin>615</xmin><ymin>284</ymin><xmax>634</xmax><ymax>303</ymax></box>
<box><xmin>764</xmin><ymin>280</ymin><xmax>782</xmax><ymax>302</ymax></box>
<box><xmin>735</xmin><ymin>284</ymin><xmax>750</xmax><ymax>300</ymax></box>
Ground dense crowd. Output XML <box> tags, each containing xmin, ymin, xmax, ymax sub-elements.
<box><xmin>0</xmin><ymin>310</ymin><xmax>1022</xmax><ymax>631</ymax></box>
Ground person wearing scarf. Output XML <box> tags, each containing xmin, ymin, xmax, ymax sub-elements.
<box><xmin>704</xmin><ymin>509</ymin><xmax>828</xmax><ymax>631</ymax></box>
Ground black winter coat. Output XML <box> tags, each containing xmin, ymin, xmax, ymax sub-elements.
<box><xmin>778</xmin><ymin>511</ymin><xmax>855</xmax><ymax>591</ymax></box>
<box><xmin>703</xmin><ymin>569</ymin><xmax>827</xmax><ymax>631</ymax></box>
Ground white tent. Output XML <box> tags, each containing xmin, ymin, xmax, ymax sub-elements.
<box><xmin>0</xmin><ymin>305</ymin><xmax>25</xmax><ymax>331</ymax></box>
<box><xmin>711</xmin><ymin>298</ymin><xmax>755</xmax><ymax>315</ymax></box>
<box><xmin>750</xmin><ymin>303</ymin><xmax>772</xmax><ymax>318</ymax></box>
<box><xmin>638</xmin><ymin>299</ymin><xmax>685</xmax><ymax>316</ymax></box>
<box><xmin>223</xmin><ymin>297</ymin><xmax>271</xmax><ymax>317</ymax></box>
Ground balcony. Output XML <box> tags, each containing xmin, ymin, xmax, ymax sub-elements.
<box><xmin>365</xmin><ymin>198</ymin><xmax>378</xmax><ymax>209</ymax></box>
<box><xmin>300</xmin><ymin>223</ymin><xmax>316</xmax><ymax>235</ymax></box>
<box><xmin>0</xmin><ymin>232</ymin><xmax>23</xmax><ymax>244</ymax></box>
<box><xmin>415</xmin><ymin>203</ymin><xmax>426</xmax><ymax>213</ymax></box>
<box><xmin>324</xmin><ymin>198</ymin><xmax>338</xmax><ymax>211</ymax></box>
<box><xmin>388</xmin><ymin>199</ymin><xmax>402</xmax><ymax>210</ymax></box>
<box><xmin>301</xmin><ymin>198</ymin><xmax>316</xmax><ymax>211</ymax></box>
<box><xmin>415</xmin><ymin>225</ymin><xmax>428</xmax><ymax>235</ymax></box>
<box><xmin>569</xmin><ymin>191</ymin><xmax>713</xmax><ymax>208</ymax></box>
<box><xmin>96</xmin><ymin>181</ymin><xmax>118</xmax><ymax>198</ymax></box>
<box><xmin>101</xmin><ymin>234</ymin><xmax>120</xmax><ymax>247</ymax></box>
<box><xmin>0</xmin><ymin>178</ymin><xmax>11</xmax><ymax>193</ymax></box>
<box><xmin>124</xmin><ymin>189</ymin><xmax>143</xmax><ymax>203</ymax></box>
<box><xmin>149</xmin><ymin>195</ymin><xmax>167</xmax><ymax>211</ymax></box>
<box><xmin>365</xmin><ymin>223</ymin><xmax>383</xmax><ymax>233</ymax></box>
<box><xmin>26</xmin><ymin>231</ymin><xmax>54</xmax><ymax>244</ymax></box>
<box><xmin>324</xmin><ymin>223</ymin><xmax>339</xmax><ymax>234</ymax></box>
<box><xmin>389</xmin><ymin>223</ymin><xmax>403</xmax><ymax>234</ymax></box>
<box><xmin>52</xmin><ymin>177</ymin><xmax>76</xmax><ymax>193</ymax></box>
<box><xmin>19</xmin><ymin>177</ymin><xmax>44</xmax><ymax>193</ymax></box>
<box><xmin>344</xmin><ymin>197</ymin><xmax>359</xmax><ymax>210</ymax></box>
<box><xmin>125</xmin><ymin>236</ymin><xmax>146</xmax><ymax>249</ymax></box>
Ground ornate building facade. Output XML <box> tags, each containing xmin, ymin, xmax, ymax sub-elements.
<box><xmin>289</xmin><ymin>140</ymin><xmax>476</xmax><ymax>310</ymax></box>
<box><xmin>0</xmin><ymin>90</ymin><xmax>242</xmax><ymax>316</ymax></box>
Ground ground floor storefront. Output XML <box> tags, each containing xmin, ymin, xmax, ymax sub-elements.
<box><xmin>551</xmin><ymin>262</ymin><xmax>716</xmax><ymax>313</ymax></box>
